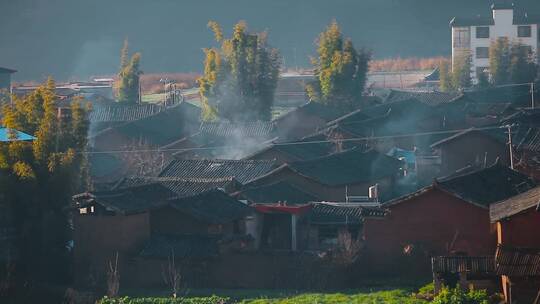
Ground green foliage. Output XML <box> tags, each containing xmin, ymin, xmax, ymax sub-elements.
<box><xmin>417</xmin><ymin>282</ymin><xmax>435</xmax><ymax>296</ymax></box>
<box><xmin>489</xmin><ymin>38</ymin><xmax>537</xmax><ymax>86</ymax></box>
<box><xmin>440</xmin><ymin>52</ymin><xmax>472</xmax><ymax>92</ymax></box>
<box><xmin>239</xmin><ymin>290</ymin><xmax>427</xmax><ymax>304</ymax></box>
<box><xmin>198</xmin><ymin>21</ymin><xmax>281</xmax><ymax>122</ymax></box>
<box><xmin>509</xmin><ymin>43</ymin><xmax>538</xmax><ymax>85</ymax></box>
<box><xmin>99</xmin><ymin>291</ymin><xmax>427</xmax><ymax>304</ymax></box>
<box><xmin>432</xmin><ymin>286</ymin><xmax>489</xmax><ymax>304</ymax></box>
<box><xmin>0</xmin><ymin>78</ymin><xmax>90</xmax><ymax>282</ymax></box>
<box><xmin>489</xmin><ymin>38</ymin><xmax>511</xmax><ymax>86</ymax></box>
<box><xmin>99</xmin><ymin>296</ymin><xmax>230</xmax><ymax>304</ymax></box>
<box><xmin>117</xmin><ymin>39</ymin><xmax>142</xmax><ymax>103</ymax></box>
<box><xmin>307</xmin><ymin>21</ymin><xmax>371</xmax><ymax>111</ymax></box>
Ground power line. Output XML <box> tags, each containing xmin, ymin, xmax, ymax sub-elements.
<box><xmin>80</xmin><ymin>125</ymin><xmax>505</xmax><ymax>155</ymax></box>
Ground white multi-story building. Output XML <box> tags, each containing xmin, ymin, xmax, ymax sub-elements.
<box><xmin>450</xmin><ymin>2</ymin><xmax>540</xmax><ymax>82</ymax></box>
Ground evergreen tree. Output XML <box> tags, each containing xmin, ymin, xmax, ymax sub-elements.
<box><xmin>0</xmin><ymin>79</ymin><xmax>90</xmax><ymax>285</ymax></box>
<box><xmin>307</xmin><ymin>21</ymin><xmax>371</xmax><ymax>111</ymax></box>
<box><xmin>439</xmin><ymin>59</ymin><xmax>454</xmax><ymax>92</ymax></box>
<box><xmin>198</xmin><ymin>21</ymin><xmax>281</xmax><ymax>122</ymax></box>
<box><xmin>489</xmin><ymin>37</ymin><xmax>511</xmax><ymax>86</ymax></box>
<box><xmin>451</xmin><ymin>51</ymin><xmax>472</xmax><ymax>90</ymax></box>
<box><xmin>117</xmin><ymin>40</ymin><xmax>142</xmax><ymax>104</ymax></box>
<box><xmin>509</xmin><ymin>43</ymin><xmax>537</xmax><ymax>85</ymax></box>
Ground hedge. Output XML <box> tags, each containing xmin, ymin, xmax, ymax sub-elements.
<box><xmin>99</xmin><ymin>296</ymin><xmax>230</xmax><ymax>304</ymax></box>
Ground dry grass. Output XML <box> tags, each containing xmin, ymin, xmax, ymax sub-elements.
<box><xmin>370</xmin><ymin>57</ymin><xmax>449</xmax><ymax>72</ymax></box>
<box><xmin>141</xmin><ymin>73</ymin><xmax>200</xmax><ymax>94</ymax></box>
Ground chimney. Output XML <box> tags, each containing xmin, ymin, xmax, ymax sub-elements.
<box><xmin>369</xmin><ymin>184</ymin><xmax>379</xmax><ymax>202</ymax></box>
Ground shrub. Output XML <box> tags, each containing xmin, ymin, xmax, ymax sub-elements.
<box><xmin>432</xmin><ymin>286</ymin><xmax>489</xmax><ymax>304</ymax></box>
<box><xmin>99</xmin><ymin>296</ymin><xmax>230</xmax><ymax>304</ymax></box>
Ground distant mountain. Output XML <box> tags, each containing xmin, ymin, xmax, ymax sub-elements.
<box><xmin>1</xmin><ymin>0</ymin><xmax>539</xmax><ymax>81</ymax></box>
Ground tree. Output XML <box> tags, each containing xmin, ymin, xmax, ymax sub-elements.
<box><xmin>117</xmin><ymin>40</ymin><xmax>142</xmax><ymax>104</ymax></box>
<box><xmin>307</xmin><ymin>21</ymin><xmax>371</xmax><ymax>111</ymax></box>
<box><xmin>0</xmin><ymin>78</ymin><xmax>90</xmax><ymax>287</ymax></box>
<box><xmin>489</xmin><ymin>38</ymin><xmax>511</xmax><ymax>86</ymax></box>
<box><xmin>198</xmin><ymin>21</ymin><xmax>281</xmax><ymax>122</ymax></box>
<box><xmin>451</xmin><ymin>51</ymin><xmax>472</xmax><ymax>90</ymax></box>
<box><xmin>439</xmin><ymin>53</ymin><xmax>471</xmax><ymax>92</ymax></box>
<box><xmin>439</xmin><ymin>59</ymin><xmax>454</xmax><ymax>92</ymax></box>
<box><xmin>509</xmin><ymin>43</ymin><xmax>537</xmax><ymax>85</ymax></box>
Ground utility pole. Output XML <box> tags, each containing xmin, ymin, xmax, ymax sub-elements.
<box><xmin>531</xmin><ymin>82</ymin><xmax>535</xmax><ymax>109</ymax></box>
<box><xmin>507</xmin><ymin>125</ymin><xmax>514</xmax><ymax>169</ymax></box>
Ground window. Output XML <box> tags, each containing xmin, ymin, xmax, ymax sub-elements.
<box><xmin>476</xmin><ymin>47</ymin><xmax>489</xmax><ymax>59</ymax></box>
<box><xmin>518</xmin><ymin>25</ymin><xmax>532</xmax><ymax>37</ymax></box>
<box><xmin>476</xmin><ymin>26</ymin><xmax>490</xmax><ymax>38</ymax></box>
<box><xmin>453</xmin><ymin>27</ymin><xmax>471</xmax><ymax>48</ymax></box>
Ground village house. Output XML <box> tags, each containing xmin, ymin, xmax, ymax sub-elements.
<box><xmin>72</xmin><ymin>185</ymin><xmax>252</xmax><ymax>288</ymax></box>
<box><xmin>245</xmin><ymin>141</ymin><xmax>342</xmax><ymax>165</ymax></box>
<box><xmin>168</xmin><ymin>121</ymin><xmax>277</xmax><ymax>160</ymax></box>
<box><xmin>244</xmin><ymin>148</ymin><xmax>403</xmax><ymax>202</ymax></box>
<box><xmin>451</xmin><ymin>1</ymin><xmax>540</xmax><ymax>82</ymax></box>
<box><xmin>362</xmin><ymin>163</ymin><xmax>535</xmax><ymax>277</ymax></box>
<box><xmin>88</xmin><ymin>102</ymin><xmax>202</xmax><ymax>187</ymax></box>
<box><xmin>158</xmin><ymin>158</ymin><xmax>277</xmax><ymax>186</ymax></box>
<box><xmin>490</xmin><ymin>186</ymin><xmax>540</xmax><ymax>303</ymax></box>
<box><xmin>431</xmin><ymin>125</ymin><xmax>540</xmax><ymax>179</ymax></box>
<box><xmin>250</xmin><ymin>202</ymin><xmax>385</xmax><ymax>252</ymax></box>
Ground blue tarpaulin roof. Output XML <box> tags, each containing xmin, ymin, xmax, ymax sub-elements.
<box><xmin>0</xmin><ymin>128</ymin><xmax>36</xmax><ymax>142</ymax></box>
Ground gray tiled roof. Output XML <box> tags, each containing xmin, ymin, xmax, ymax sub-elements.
<box><xmin>170</xmin><ymin>189</ymin><xmax>252</xmax><ymax>224</ymax></box>
<box><xmin>239</xmin><ymin>181</ymin><xmax>319</xmax><ymax>204</ymax></box>
<box><xmin>199</xmin><ymin>121</ymin><xmax>276</xmax><ymax>138</ymax></box>
<box><xmin>89</xmin><ymin>103</ymin><xmax>165</xmax><ymax>122</ymax></box>
<box><xmin>159</xmin><ymin>159</ymin><xmax>277</xmax><ymax>184</ymax></box>
<box><xmin>490</xmin><ymin>185</ymin><xmax>540</xmax><ymax>222</ymax></box>
<box><xmin>385</xmin><ymin>90</ymin><xmax>461</xmax><ymax>107</ymax></box>
<box><xmin>114</xmin><ymin>176</ymin><xmax>238</xmax><ymax>198</ymax></box>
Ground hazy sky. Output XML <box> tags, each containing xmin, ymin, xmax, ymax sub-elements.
<box><xmin>1</xmin><ymin>0</ymin><xmax>539</xmax><ymax>81</ymax></box>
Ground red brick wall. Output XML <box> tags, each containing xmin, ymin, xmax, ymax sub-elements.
<box><xmin>363</xmin><ymin>188</ymin><xmax>496</xmax><ymax>274</ymax></box>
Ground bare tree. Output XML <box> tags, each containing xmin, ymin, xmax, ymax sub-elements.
<box><xmin>120</xmin><ymin>141</ymin><xmax>165</xmax><ymax>176</ymax></box>
<box><xmin>162</xmin><ymin>250</ymin><xmax>182</xmax><ymax>298</ymax></box>
<box><xmin>106</xmin><ymin>252</ymin><xmax>120</xmax><ymax>298</ymax></box>
<box><xmin>334</xmin><ymin>228</ymin><xmax>362</xmax><ymax>265</ymax></box>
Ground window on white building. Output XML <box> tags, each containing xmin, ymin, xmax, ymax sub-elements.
<box><xmin>518</xmin><ymin>25</ymin><xmax>532</xmax><ymax>38</ymax></box>
<box><xmin>476</xmin><ymin>47</ymin><xmax>489</xmax><ymax>59</ymax></box>
<box><xmin>453</xmin><ymin>28</ymin><xmax>470</xmax><ymax>48</ymax></box>
<box><xmin>476</xmin><ymin>27</ymin><xmax>490</xmax><ymax>39</ymax></box>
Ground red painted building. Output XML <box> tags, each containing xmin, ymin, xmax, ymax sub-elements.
<box><xmin>363</xmin><ymin>164</ymin><xmax>535</xmax><ymax>276</ymax></box>
<box><xmin>490</xmin><ymin>186</ymin><xmax>540</xmax><ymax>303</ymax></box>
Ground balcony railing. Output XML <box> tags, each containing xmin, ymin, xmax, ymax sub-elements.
<box><xmin>432</xmin><ymin>256</ymin><xmax>495</xmax><ymax>274</ymax></box>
